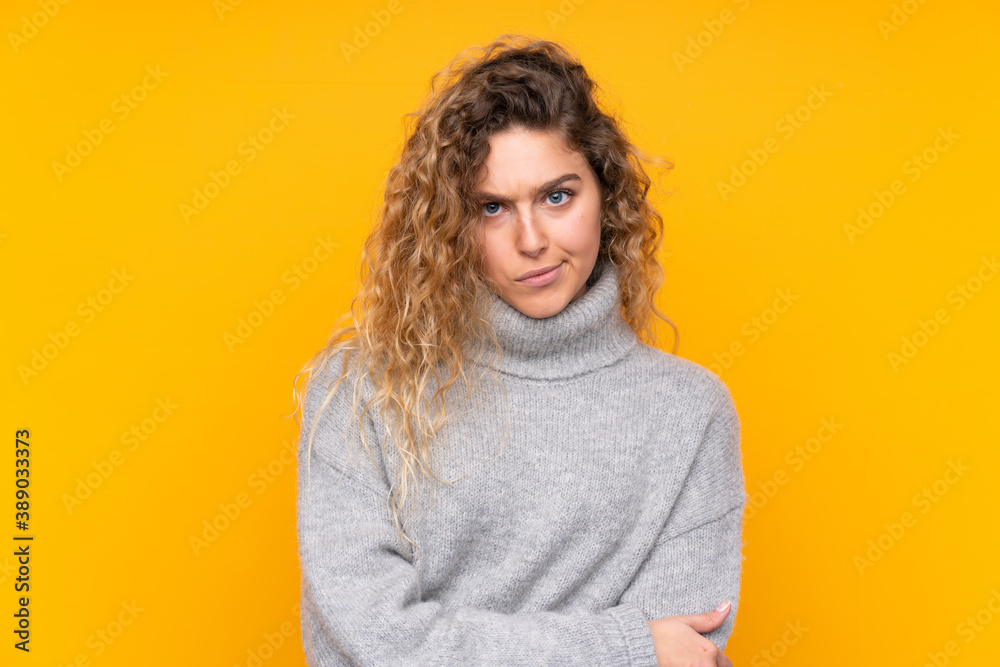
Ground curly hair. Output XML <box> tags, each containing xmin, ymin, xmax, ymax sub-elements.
<box><xmin>292</xmin><ymin>33</ymin><xmax>677</xmax><ymax>561</ymax></box>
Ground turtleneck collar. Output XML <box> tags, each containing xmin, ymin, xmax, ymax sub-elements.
<box><xmin>468</xmin><ymin>258</ymin><xmax>640</xmax><ymax>381</ymax></box>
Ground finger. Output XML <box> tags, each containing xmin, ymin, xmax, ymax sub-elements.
<box><xmin>675</xmin><ymin>601</ymin><xmax>731</xmax><ymax>633</ymax></box>
<box><xmin>674</xmin><ymin>611</ymin><xmax>725</xmax><ymax>633</ymax></box>
<box><xmin>717</xmin><ymin>650</ymin><xmax>734</xmax><ymax>667</ymax></box>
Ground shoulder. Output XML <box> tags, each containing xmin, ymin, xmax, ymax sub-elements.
<box><xmin>302</xmin><ymin>349</ymin><xmax>347</xmax><ymax>415</ymax></box>
<box><xmin>632</xmin><ymin>347</ymin><xmax>747</xmax><ymax>525</ymax></box>
<box><xmin>297</xmin><ymin>347</ymin><xmax>389</xmax><ymax>478</ymax></box>
<box><xmin>629</xmin><ymin>343</ymin><xmax>736</xmax><ymax>415</ymax></box>
<box><xmin>299</xmin><ymin>348</ymin><xmax>379</xmax><ymax>446</ymax></box>
<box><xmin>303</xmin><ymin>349</ymin><xmax>372</xmax><ymax>409</ymax></box>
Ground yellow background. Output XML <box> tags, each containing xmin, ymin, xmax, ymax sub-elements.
<box><xmin>3</xmin><ymin>0</ymin><xmax>998</xmax><ymax>665</ymax></box>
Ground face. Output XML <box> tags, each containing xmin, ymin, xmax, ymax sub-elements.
<box><xmin>473</xmin><ymin>127</ymin><xmax>603</xmax><ymax>319</ymax></box>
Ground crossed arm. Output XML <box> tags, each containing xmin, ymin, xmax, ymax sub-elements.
<box><xmin>296</xmin><ymin>380</ymin><xmax>746</xmax><ymax>666</ymax></box>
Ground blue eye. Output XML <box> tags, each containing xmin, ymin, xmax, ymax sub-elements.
<box><xmin>483</xmin><ymin>202</ymin><xmax>501</xmax><ymax>216</ymax></box>
<box><xmin>548</xmin><ymin>189</ymin><xmax>572</xmax><ymax>205</ymax></box>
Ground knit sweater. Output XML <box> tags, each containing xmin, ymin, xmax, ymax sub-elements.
<box><xmin>296</xmin><ymin>258</ymin><xmax>748</xmax><ymax>666</ymax></box>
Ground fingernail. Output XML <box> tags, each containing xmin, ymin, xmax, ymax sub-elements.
<box><xmin>715</xmin><ymin>599</ymin><xmax>731</xmax><ymax>612</ymax></box>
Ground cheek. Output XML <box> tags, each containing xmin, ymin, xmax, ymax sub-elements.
<box><xmin>571</xmin><ymin>205</ymin><xmax>602</xmax><ymax>249</ymax></box>
<box><xmin>479</xmin><ymin>233</ymin><xmax>503</xmax><ymax>276</ymax></box>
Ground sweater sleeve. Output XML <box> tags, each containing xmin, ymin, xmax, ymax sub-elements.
<box><xmin>615</xmin><ymin>385</ymin><xmax>748</xmax><ymax>651</ymax></box>
<box><xmin>296</xmin><ymin>365</ymin><xmax>660</xmax><ymax>667</ymax></box>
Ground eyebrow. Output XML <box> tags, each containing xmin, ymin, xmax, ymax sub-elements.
<box><xmin>473</xmin><ymin>173</ymin><xmax>582</xmax><ymax>204</ymax></box>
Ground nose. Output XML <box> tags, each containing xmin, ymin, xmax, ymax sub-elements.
<box><xmin>515</xmin><ymin>208</ymin><xmax>547</xmax><ymax>256</ymax></box>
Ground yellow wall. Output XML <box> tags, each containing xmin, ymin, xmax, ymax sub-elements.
<box><xmin>3</xmin><ymin>0</ymin><xmax>998</xmax><ymax>665</ymax></box>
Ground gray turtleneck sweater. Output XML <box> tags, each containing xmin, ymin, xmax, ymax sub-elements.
<box><xmin>296</xmin><ymin>259</ymin><xmax>747</xmax><ymax>666</ymax></box>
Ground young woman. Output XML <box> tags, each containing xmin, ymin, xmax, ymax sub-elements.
<box><xmin>294</xmin><ymin>34</ymin><xmax>746</xmax><ymax>667</ymax></box>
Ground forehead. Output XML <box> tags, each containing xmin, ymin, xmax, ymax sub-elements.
<box><xmin>474</xmin><ymin>128</ymin><xmax>588</xmax><ymax>190</ymax></box>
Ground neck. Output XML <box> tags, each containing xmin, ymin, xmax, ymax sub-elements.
<box><xmin>468</xmin><ymin>258</ymin><xmax>639</xmax><ymax>381</ymax></box>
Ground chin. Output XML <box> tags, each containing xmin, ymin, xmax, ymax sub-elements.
<box><xmin>509</xmin><ymin>293</ymin><xmax>571</xmax><ymax>319</ymax></box>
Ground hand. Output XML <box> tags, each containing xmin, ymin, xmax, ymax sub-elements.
<box><xmin>646</xmin><ymin>600</ymin><xmax>734</xmax><ymax>667</ymax></box>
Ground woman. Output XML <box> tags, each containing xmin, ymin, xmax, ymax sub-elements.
<box><xmin>294</xmin><ymin>34</ymin><xmax>746</xmax><ymax>667</ymax></box>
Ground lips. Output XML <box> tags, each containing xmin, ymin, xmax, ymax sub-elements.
<box><xmin>516</xmin><ymin>263</ymin><xmax>561</xmax><ymax>281</ymax></box>
<box><xmin>515</xmin><ymin>262</ymin><xmax>562</xmax><ymax>286</ymax></box>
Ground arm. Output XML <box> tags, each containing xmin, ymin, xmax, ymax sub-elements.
<box><xmin>296</xmin><ymin>366</ymin><xmax>660</xmax><ymax>667</ymax></box>
<box><xmin>615</xmin><ymin>385</ymin><xmax>747</xmax><ymax>651</ymax></box>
